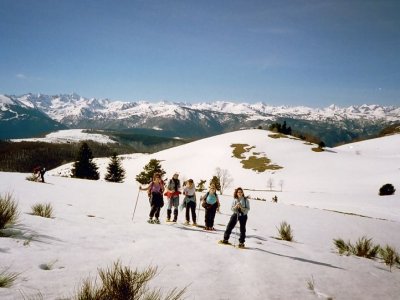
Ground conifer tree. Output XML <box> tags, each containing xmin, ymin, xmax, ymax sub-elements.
<box><xmin>196</xmin><ymin>179</ymin><xmax>207</xmax><ymax>192</ymax></box>
<box><xmin>209</xmin><ymin>176</ymin><xmax>221</xmax><ymax>192</ymax></box>
<box><xmin>136</xmin><ymin>159</ymin><xmax>166</xmax><ymax>184</ymax></box>
<box><xmin>71</xmin><ymin>142</ymin><xmax>99</xmax><ymax>180</ymax></box>
<box><xmin>104</xmin><ymin>153</ymin><xmax>126</xmax><ymax>183</ymax></box>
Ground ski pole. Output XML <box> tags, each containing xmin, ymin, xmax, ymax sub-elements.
<box><xmin>131</xmin><ymin>185</ymin><xmax>141</xmax><ymax>221</ymax></box>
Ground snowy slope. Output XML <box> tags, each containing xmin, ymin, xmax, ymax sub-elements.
<box><xmin>1</xmin><ymin>129</ymin><xmax>400</xmax><ymax>299</ymax></box>
<box><xmin>10</xmin><ymin>129</ymin><xmax>116</xmax><ymax>144</ymax></box>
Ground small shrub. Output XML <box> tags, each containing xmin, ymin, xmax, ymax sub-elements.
<box><xmin>353</xmin><ymin>236</ymin><xmax>380</xmax><ymax>259</ymax></box>
<box><xmin>31</xmin><ymin>203</ymin><xmax>54</xmax><ymax>218</ymax></box>
<box><xmin>334</xmin><ymin>236</ymin><xmax>380</xmax><ymax>259</ymax></box>
<box><xmin>75</xmin><ymin>261</ymin><xmax>186</xmax><ymax>300</ymax></box>
<box><xmin>26</xmin><ymin>174</ymin><xmax>39</xmax><ymax>182</ymax></box>
<box><xmin>379</xmin><ymin>245</ymin><xmax>400</xmax><ymax>272</ymax></box>
<box><xmin>276</xmin><ymin>221</ymin><xmax>293</xmax><ymax>241</ymax></box>
<box><xmin>306</xmin><ymin>276</ymin><xmax>315</xmax><ymax>292</ymax></box>
<box><xmin>333</xmin><ymin>238</ymin><xmax>352</xmax><ymax>255</ymax></box>
<box><xmin>0</xmin><ymin>192</ymin><xmax>19</xmax><ymax>229</ymax></box>
<box><xmin>379</xmin><ymin>183</ymin><xmax>396</xmax><ymax>196</ymax></box>
<box><xmin>0</xmin><ymin>267</ymin><xmax>19</xmax><ymax>287</ymax></box>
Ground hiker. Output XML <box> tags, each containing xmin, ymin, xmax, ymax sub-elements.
<box><xmin>220</xmin><ymin>187</ymin><xmax>250</xmax><ymax>248</ymax></box>
<box><xmin>201</xmin><ymin>184</ymin><xmax>220</xmax><ymax>230</ymax></box>
<box><xmin>183</xmin><ymin>179</ymin><xmax>197</xmax><ymax>226</ymax></box>
<box><xmin>33</xmin><ymin>166</ymin><xmax>41</xmax><ymax>181</ymax></box>
<box><xmin>39</xmin><ymin>167</ymin><xmax>46</xmax><ymax>183</ymax></box>
<box><xmin>272</xmin><ymin>195</ymin><xmax>278</xmax><ymax>203</ymax></box>
<box><xmin>165</xmin><ymin>172</ymin><xmax>181</xmax><ymax>222</ymax></box>
<box><xmin>146</xmin><ymin>173</ymin><xmax>165</xmax><ymax>224</ymax></box>
<box><xmin>33</xmin><ymin>166</ymin><xmax>46</xmax><ymax>182</ymax></box>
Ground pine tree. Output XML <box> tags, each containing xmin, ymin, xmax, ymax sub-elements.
<box><xmin>209</xmin><ymin>176</ymin><xmax>221</xmax><ymax>192</ymax></box>
<box><xmin>196</xmin><ymin>179</ymin><xmax>207</xmax><ymax>192</ymax></box>
<box><xmin>136</xmin><ymin>159</ymin><xmax>166</xmax><ymax>184</ymax></box>
<box><xmin>71</xmin><ymin>142</ymin><xmax>99</xmax><ymax>180</ymax></box>
<box><xmin>104</xmin><ymin>153</ymin><xmax>126</xmax><ymax>183</ymax></box>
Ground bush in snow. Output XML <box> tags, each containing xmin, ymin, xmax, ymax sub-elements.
<box><xmin>104</xmin><ymin>153</ymin><xmax>126</xmax><ymax>183</ymax></box>
<box><xmin>333</xmin><ymin>238</ymin><xmax>352</xmax><ymax>255</ymax></box>
<box><xmin>379</xmin><ymin>183</ymin><xmax>396</xmax><ymax>196</ymax></box>
<box><xmin>276</xmin><ymin>221</ymin><xmax>293</xmax><ymax>241</ymax></box>
<box><xmin>25</xmin><ymin>174</ymin><xmax>39</xmax><ymax>182</ymax></box>
<box><xmin>0</xmin><ymin>192</ymin><xmax>19</xmax><ymax>230</ymax></box>
<box><xmin>136</xmin><ymin>159</ymin><xmax>166</xmax><ymax>185</ymax></box>
<box><xmin>0</xmin><ymin>267</ymin><xmax>19</xmax><ymax>288</ymax></box>
<box><xmin>31</xmin><ymin>203</ymin><xmax>54</xmax><ymax>218</ymax></box>
<box><xmin>333</xmin><ymin>236</ymin><xmax>380</xmax><ymax>259</ymax></box>
<box><xmin>75</xmin><ymin>261</ymin><xmax>186</xmax><ymax>300</ymax></box>
<box><xmin>71</xmin><ymin>142</ymin><xmax>100</xmax><ymax>180</ymax></box>
<box><xmin>379</xmin><ymin>245</ymin><xmax>400</xmax><ymax>272</ymax></box>
<box><xmin>196</xmin><ymin>179</ymin><xmax>207</xmax><ymax>192</ymax></box>
<box><xmin>209</xmin><ymin>176</ymin><xmax>221</xmax><ymax>193</ymax></box>
<box><xmin>352</xmin><ymin>236</ymin><xmax>380</xmax><ymax>259</ymax></box>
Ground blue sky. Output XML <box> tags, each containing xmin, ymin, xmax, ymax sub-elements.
<box><xmin>1</xmin><ymin>0</ymin><xmax>399</xmax><ymax>107</ymax></box>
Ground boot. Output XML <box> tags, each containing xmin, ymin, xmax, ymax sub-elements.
<box><xmin>173</xmin><ymin>209</ymin><xmax>178</xmax><ymax>222</ymax></box>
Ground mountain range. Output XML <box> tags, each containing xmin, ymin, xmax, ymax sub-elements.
<box><xmin>1</xmin><ymin>93</ymin><xmax>399</xmax><ymax>146</ymax></box>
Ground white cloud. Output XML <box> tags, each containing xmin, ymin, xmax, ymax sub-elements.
<box><xmin>16</xmin><ymin>73</ymin><xmax>27</xmax><ymax>79</ymax></box>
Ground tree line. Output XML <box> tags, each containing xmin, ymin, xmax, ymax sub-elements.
<box><xmin>0</xmin><ymin>140</ymin><xmax>133</xmax><ymax>173</ymax></box>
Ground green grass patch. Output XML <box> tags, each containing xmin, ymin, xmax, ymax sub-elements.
<box><xmin>231</xmin><ymin>143</ymin><xmax>249</xmax><ymax>159</ymax></box>
<box><xmin>311</xmin><ymin>147</ymin><xmax>324</xmax><ymax>152</ymax></box>
<box><xmin>268</xmin><ymin>133</ymin><xmax>287</xmax><ymax>139</ymax></box>
<box><xmin>241</xmin><ymin>156</ymin><xmax>282</xmax><ymax>172</ymax></box>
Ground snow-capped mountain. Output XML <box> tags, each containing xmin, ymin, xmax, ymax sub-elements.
<box><xmin>1</xmin><ymin>93</ymin><xmax>399</xmax><ymax>145</ymax></box>
<box><xmin>0</xmin><ymin>94</ymin><xmax>66</xmax><ymax>139</ymax></box>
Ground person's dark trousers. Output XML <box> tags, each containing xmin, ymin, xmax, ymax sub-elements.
<box><xmin>149</xmin><ymin>192</ymin><xmax>163</xmax><ymax>219</ymax></box>
<box><xmin>224</xmin><ymin>214</ymin><xmax>248</xmax><ymax>243</ymax></box>
<box><xmin>204</xmin><ymin>203</ymin><xmax>218</xmax><ymax>228</ymax></box>
<box><xmin>149</xmin><ymin>206</ymin><xmax>161</xmax><ymax>219</ymax></box>
<box><xmin>185</xmin><ymin>201</ymin><xmax>196</xmax><ymax>223</ymax></box>
<box><xmin>167</xmin><ymin>209</ymin><xmax>172</xmax><ymax>219</ymax></box>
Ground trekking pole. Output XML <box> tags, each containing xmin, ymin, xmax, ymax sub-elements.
<box><xmin>131</xmin><ymin>185</ymin><xmax>141</xmax><ymax>221</ymax></box>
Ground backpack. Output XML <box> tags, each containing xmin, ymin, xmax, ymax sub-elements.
<box><xmin>201</xmin><ymin>192</ymin><xmax>219</xmax><ymax>208</ymax></box>
<box><xmin>148</xmin><ymin>181</ymin><xmax>164</xmax><ymax>197</ymax></box>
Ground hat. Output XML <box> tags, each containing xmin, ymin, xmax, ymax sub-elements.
<box><xmin>173</xmin><ymin>172</ymin><xmax>179</xmax><ymax>176</ymax></box>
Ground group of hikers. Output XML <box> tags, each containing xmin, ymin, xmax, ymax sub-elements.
<box><xmin>143</xmin><ymin>172</ymin><xmax>250</xmax><ymax>248</ymax></box>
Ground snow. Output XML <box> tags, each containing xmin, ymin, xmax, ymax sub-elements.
<box><xmin>10</xmin><ymin>129</ymin><xmax>117</xmax><ymax>144</ymax></box>
<box><xmin>1</xmin><ymin>129</ymin><xmax>400</xmax><ymax>299</ymax></box>
<box><xmin>0</xmin><ymin>95</ymin><xmax>14</xmax><ymax>105</ymax></box>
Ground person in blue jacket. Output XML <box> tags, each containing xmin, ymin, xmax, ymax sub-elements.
<box><xmin>201</xmin><ymin>184</ymin><xmax>220</xmax><ymax>230</ymax></box>
<box><xmin>220</xmin><ymin>187</ymin><xmax>250</xmax><ymax>248</ymax></box>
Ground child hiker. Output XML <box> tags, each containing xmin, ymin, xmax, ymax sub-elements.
<box><xmin>201</xmin><ymin>184</ymin><xmax>220</xmax><ymax>230</ymax></box>
<box><xmin>165</xmin><ymin>172</ymin><xmax>181</xmax><ymax>222</ymax></box>
<box><xmin>146</xmin><ymin>173</ymin><xmax>165</xmax><ymax>224</ymax></box>
<box><xmin>220</xmin><ymin>187</ymin><xmax>250</xmax><ymax>248</ymax></box>
<box><xmin>183</xmin><ymin>179</ymin><xmax>197</xmax><ymax>226</ymax></box>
